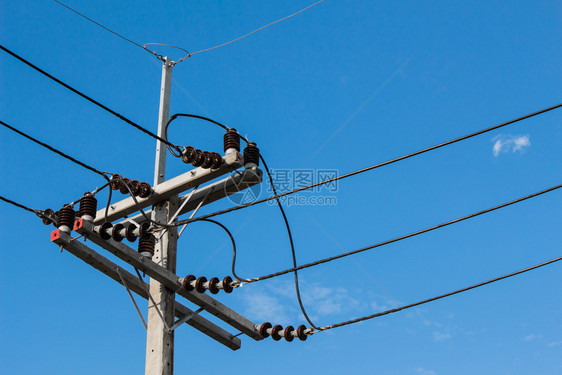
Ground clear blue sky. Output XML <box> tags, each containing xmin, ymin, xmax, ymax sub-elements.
<box><xmin>1</xmin><ymin>1</ymin><xmax>561</xmax><ymax>374</ymax></box>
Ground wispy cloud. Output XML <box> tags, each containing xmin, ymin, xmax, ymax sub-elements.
<box><xmin>240</xmin><ymin>279</ymin><xmax>363</xmax><ymax>325</ymax></box>
<box><xmin>414</xmin><ymin>367</ymin><xmax>437</xmax><ymax>375</ymax></box>
<box><xmin>523</xmin><ymin>333</ymin><xmax>542</xmax><ymax>342</ymax></box>
<box><xmin>492</xmin><ymin>134</ymin><xmax>531</xmax><ymax>157</ymax></box>
<box><xmin>548</xmin><ymin>340</ymin><xmax>562</xmax><ymax>347</ymax></box>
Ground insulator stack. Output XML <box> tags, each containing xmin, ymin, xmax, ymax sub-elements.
<box><xmin>109</xmin><ymin>174</ymin><xmax>151</xmax><ymax>198</ymax></box>
<box><xmin>138</xmin><ymin>235</ymin><xmax>156</xmax><ymax>258</ymax></box>
<box><xmin>256</xmin><ymin>322</ymin><xmax>309</xmax><ymax>342</ymax></box>
<box><xmin>224</xmin><ymin>128</ymin><xmax>241</xmax><ymax>153</ymax></box>
<box><xmin>96</xmin><ymin>221</ymin><xmax>151</xmax><ymax>243</ymax></box>
<box><xmin>180</xmin><ymin>275</ymin><xmax>234</xmax><ymax>294</ymax></box>
<box><xmin>57</xmin><ymin>204</ymin><xmax>75</xmax><ymax>233</ymax></box>
<box><xmin>42</xmin><ymin>208</ymin><xmax>56</xmax><ymax>226</ymax></box>
<box><xmin>243</xmin><ymin>142</ymin><xmax>260</xmax><ymax>167</ymax></box>
<box><xmin>79</xmin><ymin>192</ymin><xmax>97</xmax><ymax>221</ymax></box>
<box><xmin>181</xmin><ymin>146</ymin><xmax>224</xmax><ymax>169</ymax></box>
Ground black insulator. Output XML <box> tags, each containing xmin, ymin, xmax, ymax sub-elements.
<box><xmin>271</xmin><ymin>325</ymin><xmax>283</xmax><ymax>341</ymax></box>
<box><xmin>222</xmin><ymin>276</ymin><xmax>234</xmax><ymax>293</ymax></box>
<box><xmin>138</xmin><ymin>234</ymin><xmax>156</xmax><ymax>257</ymax></box>
<box><xmin>181</xmin><ymin>146</ymin><xmax>197</xmax><ymax>164</ymax></box>
<box><xmin>119</xmin><ymin>178</ymin><xmax>132</xmax><ymax>194</ymax></box>
<box><xmin>258</xmin><ymin>322</ymin><xmax>272</xmax><ymax>338</ymax></box>
<box><xmin>211</xmin><ymin>152</ymin><xmax>223</xmax><ymax>169</ymax></box>
<box><xmin>110</xmin><ymin>174</ymin><xmax>122</xmax><ymax>190</ymax></box>
<box><xmin>182</xmin><ymin>275</ymin><xmax>196</xmax><ymax>291</ymax></box>
<box><xmin>201</xmin><ymin>151</ymin><xmax>214</xmax><ymax>169</ymax></box>
<box><xmin>112</xmin><ymin>223</ymin><xmax>125</xmax><ymax>242</ymax></box>
<box><xmin>296</xmin><ymin>325</ymin><xmax>308</xmax><ymax>341</ymax></box>
<box><xmin>283</xmin><ymin>326</ymin><xmax>295</xmax><ymax>342</ymax></box>
<box><xmin>79</xmin><ymin>193</ymin><xmax>97</xmax><ymax>219</ymax></box>
<box><xmin>195</xmin><ymin>276</ymin><xmax>207</xmax><ymax>293</ymax></box>
<box><xmin>208</xmin><ymin>277</ymin><xmax>220</xmax><ymax>294</ymax></box>
<box><xmin>243</xmin><ymin>142</ymin><xmax>260</xmax><ymax>166</ymax></box>
<box><xmin>57</xmin><ymin>204</ymin><xmax>75</xmax><ymax>230</ymax></box>
<box><xmin>138</xmin><ymin>222</ymin><xmax>152</xmax><ymax>239</ymax></box>
<box><xmin>224</xmin><ymin>128</ymin><xmax>241</xmax><ymax>152</ymax></box>
<box><xmin>130</xmin><ymin>180</ymin><xmax>141</xmax><ymax>196</ymax></box>
<box><xmin>192</xmin><ymin>149</ymin><xmax>205</xmax><ymax>167</ymax></box>
<box><xmin>138</xmin><ymin>182</ymin><xmax>152</xmax><ymax>199</ymax></box>
<box><xmin>125</xmin><ymin>223</ymin><xmax>137</xmax><ymax>242</ymax></box>
<box><xmin>99</xmin><ymin>222</ymin><xmax>113</xmax><ymax>240</ymax></box>
<box><xmin>42</xmin><ymin>208</ymin><xmax>56</xmax><ymax>226</ymax></box>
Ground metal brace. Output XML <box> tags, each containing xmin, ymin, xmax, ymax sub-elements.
<box><xmin>157</xmin><ymin>186</ymin><xmax>199</xmax><ymax>240</ymax></box>
<box><xmin>117</xmin><ymin>268</ymin><xmax>148</xmax><ymax>329</ymax></box>
<box><xmin>134</xmin><ymin>268</ymin><xmax>171</xmax><ymax>332</ymax></box>
<box><xmin>167</xmin><ymin>307</ymin><xmax>204</xmax><ymax>333</ymax></box>
<box><xmin>178</xmin><ymin>186</ymin><xmax>215</xmax><ymax>238</ymax></box>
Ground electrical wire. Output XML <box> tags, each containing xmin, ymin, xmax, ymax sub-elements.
<box><xmin>239</xmin><ymin>182</ymin><xmax>562</xmax><ymax>284</ymax></box>
<box><xmin>164</xmin><ymin>112</ymin><xmax>319</xmax><ymax>327</ymax></box>
<box><xmin>186</xmin><ymin>0</ymin><xmax>327</xmax><ymax>58</ymax></box>
<box><xmin>0</xmin><ymin>44</ymin><xmax>181</xmax><ymax>151</ymax></box>
<box><xmin>314</xmin><ymin>254</ymin><xmax>562</xmax><ymax>332</ymax></box>
<box><xmin>0</xmin><ymin>119</ymin><xmax>110</xmax><ymax>181</ymax></box>
<box><xmin>0</xmin><ymin>194</ymin><xmax>56</xmax><ymax>224</ymax></box>
<box><xmin>52</xmin><ymin>0</ymin><xmax>165</xmax><ymax>60</ymax></box>
<box><xmin>164</xmin><ymin>113</ymin><xmax>230</xmax><ymax>157</ymax></box>
<box><xmin>176</xmin><ymin>103</ymin><xmax>562</xmax><ymax>224</ymax></box>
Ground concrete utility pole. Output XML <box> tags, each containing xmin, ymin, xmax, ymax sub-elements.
<box><xmin>146</xmin><ymin>57</ymin><xmax>176</xmax><ymax>375</ymax></box>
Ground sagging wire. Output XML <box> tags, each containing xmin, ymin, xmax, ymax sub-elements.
<box><xmin>175</xmin><ymin>103</ymin><xmax>562</xmax><ymax>223</ymax></box>
<box><xmin>164</xmin><ymin>113</ymin><xmax>319</xmax><ymax>328</ymax></box>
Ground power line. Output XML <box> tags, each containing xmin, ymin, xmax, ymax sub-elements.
<box><xmin>239</xmin><ymin>182</ymin><xmax>562</xmax><ymax>284</ymax></box>
<box><xmin>164</xmin><ymin>113</ymin><xmax>319</xmax><ymax>328</ymax></box>
<box><xmin>0</xmin><ymin>44</ymin><xmax>180</xmax><ymax>150</ymax></box>
<box><xmin>0</xmin><ymin>119</ymin><xmax>110</xmax><ymax>180</ymax></box>
<box><xmin>187</xmin><ymin>0</ymin><xmax>327</xmax><ymax>58</ymax></box>
<box><xmin>0</xmin><ymin>194</ymin><xmax>54</xmax><ymax>223</ymax></box>
<box><xmin>315</xmin><ymin>254</ymin><xmax>562</xmax><ymax>331</ymax></box>
<box><xmin>53</xmin><ymin>0</ymin><xmax>154</xmax><ymax>57</ymax></box>
<box><xmin>177</xmin><ymin>103</ymin><xmax>562</xmax><ymax>224</ymax></box>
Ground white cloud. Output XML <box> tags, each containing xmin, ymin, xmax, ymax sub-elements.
<box><xmin>492</xmin><ymin>134</ymin><xmax>531</xmax><ymax>157</ymax></box>
<box><xmin>241</xmin><ymin>290</ymin><xmax>291</xmax><ymax>323</ymax></box>
<box><xmin>548</xmin><ymin>340</ymin><xmax>562</xmax><ymax>347</ymax></box>
<box><xmin>432</xmin><ymin>331</ymin><xmax>453</xmax><ymax>342</ymax></box>
<box><xmin>524</xmin><ymin>333</ymin><xmax>542</xmax><ymax>341</ymax></box>
<box><xmin>415</xmin><ymin>367</ymin><xmax>437</xmax><ymax>375</ymax></box>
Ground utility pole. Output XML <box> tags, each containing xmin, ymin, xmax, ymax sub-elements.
<box><xmin>146</xmin><ymin>57</ymin><xmax>176</xmax><ymax>375</ymax></box>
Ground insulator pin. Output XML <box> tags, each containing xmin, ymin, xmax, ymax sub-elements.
<box><xmin>138</xmin><ymin>234</ymin><xmax>156</xmax><ymax>258</ymax></box>
<box><xmin>180</xmin><ymin>146</ymin><xmax>197</xmax><ymax>164</ymax></box>
<box><xmin>42</xmin><ymin>208</ymin><xmax>56</xmax><ymax>226</ymax></box>
<box><xmin>243</xmin><ymin>142</ymin><xmax>260</xmax><ymax>167</ymax></box>
<box><xmin>224</xmin><ymin>128</ymin><xmax>241</xmax><ymax>153</ymax></box>
<box><xmin>109</xmin><ymin>174</ymin><xmax>122</xmax><ymax>190</ymax></box>
<box><xmin>111</xmin><ymin>223</ymin><xmax>125</xmax><ymax>242</ymax></box>
<box><xmin>57</xmin><ymin>204</ymin><xmax>75</xmax><ymax>233</ymax></box>
<box><xmin>96</xmin><ymin>222</ymin><xmax>113</xmax><ymax>240</ymax></box>
<box><xmin>79</xmin><ymin>192</ymin><xmax>97</xmax><ymax>221</ymax></box>
<box><xmin>138</xmin><ymin>182</ymin><xmax>152</xmax><ymax>198</ymax></box>
<box><xmin>218</xmin><ymin>276</ymin><xmax>234</xmax><ymax>293</ymax></box>
<box><xmin>210</xmin><ymin>152</ymin><xmax>223</xmax><ymax>169</ymax></box>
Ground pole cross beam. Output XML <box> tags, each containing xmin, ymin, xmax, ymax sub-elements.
<box><xmin>50</xmin><ymin>229</ymin><xmax>242</xmax><ymax>350</ymax></box>
<box><xmin>73</xmin><ymin>218</ymin><xmax>263</xmax><ymax>340</ymax></box>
